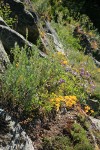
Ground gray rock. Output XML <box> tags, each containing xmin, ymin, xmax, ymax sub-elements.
<box><xmin>0</xmin><ymin>17</ymin><xmax>8</xmax><ymax>27</ymax></box>
<box><xmin>45</xmin><ymin>21</ymin><xmax>65</xmax><ymax>54</ymax></box>
<box><xmin>0</xmin><ymin>40</ymin><xmax>10</xmax><ymax>73</ymax></box>
<box><xmin>92</xmin><ymin>57</ymin><xmax>100</xmax><ymax>67</ymax></box>
<box><xmin>0</xmin><ymin>25</ymin><xmax>46</xmax><ymax>62</ymax></box>
<box><xmin>89</xmin><ymin>116</ymin><xmax>100</xmax><ymax>131</ymax></box>
<box><xmin>4</xmin><ymin>0</ymin><xmax>39</xmax><ymax>43</ymax></box>
<box><xmin>0</xmin><ymin>109</ymin><xmax>34</xmax><ymax>150</ymax></box>
<box><xmin>0</xmin><ymin>25</ymin><xmax>32</xmax><ymax>55</ymax></box>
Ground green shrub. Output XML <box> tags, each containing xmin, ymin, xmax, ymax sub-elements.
<box><xmin>1</xmin><ymin>46</ymin><xmax>89</xmax><ymax>110</ymax></box>
<box><xmin>71</xmin><ymin>123</ymin><xmax>93</xmax><ymax>149</ymax></box>
<box><xmin>1</xmin><ymin>43</ymin><xmax>95</xmax><ymax>113</ymax></box>
<box><xmin>74</xmin><ymin>143</ymin><xmax>93</xmax><ymax>150</ymax></box>
<box><xmin>0</xmin><ymin>45</ymin><xmax>66</xmax><ymax>112</ymax></box>
<box><xmin>42</xmin><ymin>136</ymin><xmax>73</xmax><ymax>150</ymax></box>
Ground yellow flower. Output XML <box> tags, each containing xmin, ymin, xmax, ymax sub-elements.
<box><xmin>85</xmin><ymin>110</ymin><xmax>88</xmax><ymax>113</ymax></box>
<box><xmin>16</xmin><ymin>63</ymin><xmax>19</xmax><ymax>68</ymax></box>
<box><xmin>55</xmin><ymin>103</ymin><xmax>60</xmax><ymax>111</ymax></box>
<box><xmin>55</xmin><ymin>97</ymin><xmax>61</xmax><ymax>103</ymax></box>
<box><xmin>84</xmin><ymin>105</ymin><xmax>91</xmax><ymax>113</ymax></box>
<box><xmin>65</xmin><ymin>96</ymin><xmax>69</xmax><ymax>99</ymax></box>
<box><xmin>71</xmin><ymin>96</ymin><xmax>77</xmax><ymax>101</ymax></box>
<box><xmin>85</xmin><ymin>106</ymin><xmax>90</xmax><ymax>110</ymax></box>
<box><xmin>90</xmin><ymin>109</ymin><xmax>94</xmax><ymax>113</ymax></box>
<box><xmin>50</xmin><ymin>95</ymin><xmax>78</xmax><ymax>111</ymax></box>
<box><xmin>50</xmin><ymin>98</ymin><xmax>54</xmax><ymax>102</ymax></box>
<box><xmin>40</xmin><ymin>31</ymin><xmax>45</xmax><ymax>38</ymax></box>
<box><xmin>57</xmin><ymin>52</ymin><xmax>65</xmax><ymax>56</ymax></box>
<box><xmin>61</xmin><ymin>60</ymin><xmax>68</xmax><ymax>65</ymax></box>
<box><xmin>72</xmin><ymin>101</ymin><xmax>76</xmax><ymax>105</ymax></box>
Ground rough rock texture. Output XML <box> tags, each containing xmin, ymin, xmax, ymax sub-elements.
<box><xmin>4</xmin><ymin>0</ymin><xmax>39</xmax><ymax>44</ymax></box>
<box><xmin>0</xmin><ymin>17</ymin><xmax>8</xmax><ymax>27</ymax></box>
<box><xmin>0</xmin><ymin>25</ymin><xmax>32</xmax><ymax>60</ymax></box>
<box><xmin>0</xmin><ymin>40</ymin><xmax>10</xmax><ymax>73</ymax></box>
<box><xmin>39</xmin><ymin>21</ymin><xmax>65</xmax><ymax>54</ymax></box>
<box><xmin>0</xmin><ymin>24</ymin><xmax>46</xmax><ymax>62</ymax></box>
<box><xmin>0</xmin><ymin>109</ymin><xmax>34</xmax><ymax>150</ymax></box>
<box><xmin>89</xmin><ymin>116</ymin><xmax>100</xmax><ymax>131</ymax></box>
<box><xmin>74</xmin><ymin>26</ymin><xmax>100</xmax><ymax>64</ymax></box>
<box><xmin>0</xmin><ymin>25</ymin><xmax>32</xmax><ymax>49</ymax></box>
<box><xmin>45</xmin><ymin>21</ymin><xmax>65</xmax><ymax>54</ymax></box>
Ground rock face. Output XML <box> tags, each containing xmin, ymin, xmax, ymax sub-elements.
<box><xmin>0</xmin><ymin>16</ymin><xmax>46</xmax><ymax>62</ymax></box>
<box><xmin>0</xmin><ymin>16</ymin><xmax>34</xmax><ymax>64</ymax></box>
<box><xmin>45</xmin><ymin>21</ymin><xmax>65</xmax><ymax>54</ymax></box>
<box><xmin>0</xmin><ymin>109</ymin><xmax>34</xmax><ymax>150</ymax></box>
<box><xmin>0</xmin><ymin>40</ymin><xmax>10</xmax><ymax>73</ymax></box>
<box><xmin>0</xmin><ymin>25</ymin><xmax>33</xmax><ymax>61</ymax></box>
<box><xmin>4</xmin><ymin>0</ymin><xmax>39</xmax><ymax>44</ymax></box>
<box><xmin>89</xmin><ymin>116</ymin><xmax>100</xmax><ymax>131</ymax></box>
<box><xmin>0</xmin><ymin>25</ymin><xmax>32</xmax><ymax>49</ymax></box>
<box><xmin>0</xmin><ymin>17</ymin><xmax>8</xmax><ymax>27</ymax></box>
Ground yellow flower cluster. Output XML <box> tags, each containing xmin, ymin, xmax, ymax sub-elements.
<box><xmin>84</xmin><ymin>105</ymin><xmax>90</xmax><ymax>113</ymax></box>
<box><xmin>65</xmin><ymin>96</ymin><xmax>77</xmax><ymax>107</ymax></box>
<box><xmin>84</xmin><ymin>105</ymin><xmax>94</xmax><ymax>114</ymax></box>
<box><xmin>50</xmin><ymin>95</ymin><xmax>78</xmax><ymax>111</ymax></box>
<box><xmin>55</xmin><ymin>52</ymin><xmax>68</xmax><ymax>66</ymax></box>
<box><xmin>57</xmin><ymin>51</ymin><xmax>65</xmax><ymax>55</ymax></box>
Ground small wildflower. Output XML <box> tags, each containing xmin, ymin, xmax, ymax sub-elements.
<box><xmin>55</xmin><ymin>103</ymin><xmax>60</xmax><ymax>111</ymax></box>
<box><xmin>85</xmin><ymin>105</ymin><xmax>90</xmax><ymax>110</ymax></box>
<box><xmin>16</xmin><ymin>63</ymin><xmax>19</xmax><ymax>68</ymax></box>
<box><xmin>58</xmin><ymin>79</ymin><xmax>65</xmax><ymax>84</ymax></box>
<box><xmin>80</xmin><ymin>68</ymin><xmax>85</xmax><ymax>76</ymax></box>
<box><xmin>57</xmin><ymin>52</ymin><xmax>65</xmax><ymax>56</ymax></box>
<box><xmin>61</xmin><ymin>60</ymin><xmax>68</xmax><ymax>65</ymax></box>
<box><xmin>90</xmin><ymin>109</ymin><xmax>94</xmax><ymax>113</ymax></box>
<box><xmin>40</xmin><ymin>31</ymin><xmax>45</xmax><ymax>38</ymax></box>
<box><xmin>84</xmin><ymin>105</ymin><xmax>91</xmax><ymax>113</ymax></box>
<box><xmin>85</xmin><ymin>71</ymin><xmax>91</xmax><ymax>78</ymax></box>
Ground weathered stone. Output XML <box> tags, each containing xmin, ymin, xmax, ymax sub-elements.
<box><xmin>4</xmin><ymin>0</ymin><xmax>24</xmax><ymax>12</ymax></box>
<box><xmin>0</xmin><ymin>17</ymin><xmax>8</xmax><ymax>27</ymax></box>
<box><xmin>0</xmin><ymin>40</ymin><xmax>10</xmax><ymax>73</ymax></box>
<box><xmin>0</xmin><ymin>109</ymin><xmax>35</xmax><ymax>150</ymax></box>
<box><xmin>0</xmin><ymin>25</ymin><xmax>32</xmax><ymax>53</ymax></box>
<box><xmin>4</xmin><ymin>0</ymin><xmax>39</xmax><ymax>44</ymax></box>
<box><xmin>89</xmin><ymin>116</ymin><xmax>100</xmax><ymax>131</ymax></box>
<box><xmin>45</xmin><ymin>21</ymin><xmax>65</xmax><ymax>54</ymax></box>
<box><xmin>0</xmin><ymin>25</ymin><xmax>46</xmax><ymax>61</ymax></box>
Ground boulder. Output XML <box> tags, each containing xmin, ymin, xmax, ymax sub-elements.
<box><xmin>0</xmin><ymin>108</ymin><xmax>35</xmax><ymax>150</ymax></box>
<box><xmin>0</xmin><ymin>25</ymin><xmax>46</xmax><ymax>61</ymax></box>
<box><xmin>4</xmin><ymin>0</ymin><xmax>39</xmax><ymax>44</ymax></box>
<box><xmin>0</xmin><ymin>25</ymin><xmax>32</xmax><ymax>60</ymax></box>
<box><xmin>0</xmin><ymin>40</ymin><xmax>10</xmax><ymax>73</ymax></box>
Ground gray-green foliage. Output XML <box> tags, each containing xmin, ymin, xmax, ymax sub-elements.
<box><xmin>71</xmin><ymin>123</ymin><xmax>93</xmax><ymax>150</ymax></box>
<box><xmin>42</xmin><ymin>136</ymin><xmax>73</xmax><ymax>150</ymax></box>
<box><xmin>0</xmin><ymin>45</ymin><xmax>65</xmax><ymax>111</ymax></box>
